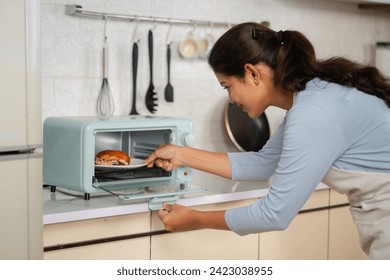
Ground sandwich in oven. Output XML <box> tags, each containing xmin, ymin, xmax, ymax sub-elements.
<box><xmin>95</xmin><ymin>150</ymin><xmax>130</xmax><ymax>166</ymax></box>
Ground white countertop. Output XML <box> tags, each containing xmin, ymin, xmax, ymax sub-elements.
<box><xmin>43</xmin><ymin>170</ymin><xmax>328</xmax><ymax>225</ymax></box>
<box><xmin>43</xmin><ymin>171</ymin><xmax>271</xmax><ymax>225</ymax></box>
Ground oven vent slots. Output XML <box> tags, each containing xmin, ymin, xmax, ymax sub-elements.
<box><xmin>132</xmin><ymin>142</ymin><xmax>159</xmax><ymax>159</ymax></box>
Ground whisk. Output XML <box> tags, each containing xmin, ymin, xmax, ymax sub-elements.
<box><xmin>97</xmin><ymin>17</ymin><xmax>114</xmax><ymax>118</ymax></box>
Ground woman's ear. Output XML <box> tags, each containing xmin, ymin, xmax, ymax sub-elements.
<box><xmin>244</xmin><ymin>63</ymin><xmax>260</xmax><ymax>85</ymax></box>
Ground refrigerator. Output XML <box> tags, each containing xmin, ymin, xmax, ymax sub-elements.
<box><xmin>0</xmin><ymin>0</ymin><xmax>43</xmax><ymax>259</ymax></box>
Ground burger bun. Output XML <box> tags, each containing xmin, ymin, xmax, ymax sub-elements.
<box><xmin>95</xmin><ymin>150</ymin><xmax>130</xmax><ymax>165</ymax></box>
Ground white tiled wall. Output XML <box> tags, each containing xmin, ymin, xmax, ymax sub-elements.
<box><xmin>40</xmin><ymin>0</ymin><xmax>390</xmax><ymax>152</ymax></box>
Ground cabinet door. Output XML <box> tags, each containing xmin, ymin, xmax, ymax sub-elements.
<box><xmin>328</xmin><ymin>190</ymin><xmax>367</xmax><ymax>260</ymax></box>
<box><xmin>259</xmin><ymin>210</ymin><xmax>328</xmax><ymax>259</ymax></box>
<box><xmin>0</xmin><ymin>156</ymin><xmax>42</xmax><ymax>259</ymax></box>
<box><xmin>151</xmin><ymin>229</ymin><xmax>258</xmax><ymax>260</ymax></box>
<box><xmin>151</xmin><ymin>199</ymin><xmax>259</xmax><ymax>260</ymax></box>
<box><xmin>259</xmin><ymin>189</ymin><xmax>329</xmax><ymax>260</ymax></box>
<box><xmin>0</xmin><ymin>159</ymin><xmax>28</xmax><ymax>259</ymax></box>
<box><xmin>44</xmin><ymin>212</ymin><xmax>151</xmax><ymax>259</ymax></box>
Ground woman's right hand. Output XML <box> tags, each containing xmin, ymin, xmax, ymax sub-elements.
<box><xmin>144</xmin><ymin>144</ymin><xmax>183</xmax><ymax>171</ymax></box>
<box><xmin>145</xmin><ymin>145</ymin><xmax>231</xmax><ymax>179</ymax></box>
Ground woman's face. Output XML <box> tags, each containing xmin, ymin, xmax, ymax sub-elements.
<box><xmin>215</xmin><ymin>64</ymin><xmax>273</xmax><ymax>118</ymax></box>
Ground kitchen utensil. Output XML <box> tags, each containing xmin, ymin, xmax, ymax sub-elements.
<box><xmin>178</xmin><ymin>32</ymin><xmax>198</xmax><ymax>59</ymax></box>
<box><xmin>224</xmin><ymin>102</ymin><xmax>270</xmax><ymax>152</ymax></box>
<box><xmin>129</xmin><ymin>41</ymin><xmax>139</xmax><ymax>115</ymax></box>
<box><xmin>97</xmin><ymin>19</ymin><xmax>114</xmax><ymax>118</ymax></box>
<box><xmin>164</xmin><ymin>43</ymin><xmax>174</xmax><ymax>102</ymax></box>
<box><xmin>145</xmin><ymin>30</ymin><xmax>158</xmax><ymax>113</ymax></box>
<box><xmin>197</xmin><ymin>33</ymin><xmax>214</xmax><ymax>60</ymax></box>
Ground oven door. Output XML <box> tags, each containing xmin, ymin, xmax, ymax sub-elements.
<box><xmin>92</xmin><ymin>171</ymin><xmax>206</xmax><ymax>210</ymax></box>
<box><xmin>93</xmin><ymin>129</ymin><xmax>205</xmax><ymax>209</ymax></box>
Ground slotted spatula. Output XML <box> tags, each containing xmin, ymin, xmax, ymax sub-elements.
<box><xmin>164</xmin><ymin>43</ymin><xmax>174</xmax><ymax>102</ymax></box>
<box><xmin>145</xmin><ymin>30</ymin><xmax>158</xmax><ymax>113</ymax></box>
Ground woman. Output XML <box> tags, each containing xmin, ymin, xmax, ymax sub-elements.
<box><xmin>145</xmin><ymin>22</ymin><xmax>390</xmax><ymax>259</ymax></box>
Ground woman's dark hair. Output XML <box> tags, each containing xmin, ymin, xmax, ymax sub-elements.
<box><xmin>208</xmin><ymin>22</ymin><xmax>390</xmax><ymax>108</ymax></box>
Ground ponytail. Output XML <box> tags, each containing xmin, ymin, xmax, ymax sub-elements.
<box><xmin>315</xmin><ymin>57</ymin><xmax>390</xmax><ymax>108</ymax></box>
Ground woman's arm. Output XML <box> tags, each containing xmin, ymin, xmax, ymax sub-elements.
<box><xmin>158</xmin><ymin>203</ymin><xmax>230</xmax><ymax>232</ymax></box>
<box><xmin>145</xmin><ymin>145</ymin><xmax>232</xmax><ymax>179</ymax></box>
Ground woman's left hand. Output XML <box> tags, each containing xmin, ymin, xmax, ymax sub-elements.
<box><xmin>157</xmin><ymin>203</ymin><xmax>230</xmax><ymax>232</ymax></box>
<box><xmin>157</xmin><ymin>203</ymin><xmax>199</xmax><ymax>232</ymax></box>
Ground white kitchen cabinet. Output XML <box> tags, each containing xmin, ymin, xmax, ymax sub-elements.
<box><xmin>42</xmin><ymin>188</ymin><xmax>369</xmax><ymax>260</ymax></box>
<box><xmin>0</xmin><ymin>159</ymin><xmax>28</xmax><ymax>259</ymax></box>
<box><xmin>0</xmin><ymin>157</ymin><xmax>43</xmax><ymax>259</ymax></box>
<box><xmin>328</xmin><ymin>190</ymin><xmax>367</xmax><ymax>260</ymax></box>
<box><xmin>151</xmin><ymin>229</ymin><xmax>258</xmax><ymax>260</ymax></box>
<box><xmin>43</xmin><ymin>200</ymin><xmax>260</xmax><ymax>260</ymax></box>
<box><xmin>259</xmin><ymin>189</ymin><xmax>329</xmax><ymax>260</ymax></box>
<box><xmin>150</xmin><ymin>199</ymin><xmax>259</xmax><ymax>260</ymax></box>
<box><xmin>44</xmin><ymin>212</ymin><xmax>151</xmax><ymax>260</ymax></box>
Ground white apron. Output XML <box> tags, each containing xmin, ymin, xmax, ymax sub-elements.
<box><xmin>322</xmin><ymin>167</ymin><xmax>390</xmax><ymax>259</ymax></box>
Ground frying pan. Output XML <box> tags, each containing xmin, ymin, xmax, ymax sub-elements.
<box><xmin>224</xmin><ymin>102</ymin><xmax>270</xmax><ymax>152</ymax></box>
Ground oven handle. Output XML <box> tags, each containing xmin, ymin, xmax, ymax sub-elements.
<box><xmin>148</xmin><ymin>195</ymin><xmax>180</xmax><ymax>211</ymax></box>
<box><xmin>92</xmin><ymin>176</ymin><xmax>207</xmax><ymax>210</ymax></box>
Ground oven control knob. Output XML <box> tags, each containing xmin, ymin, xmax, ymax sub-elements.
<box><xmin>182</xmin><ymin>133</ymin><xmax>194</xmax><ymax>146</ymax></box>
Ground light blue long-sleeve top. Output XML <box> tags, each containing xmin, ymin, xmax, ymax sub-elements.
<box><xmin>225</xmin><ymin>78</ymin><xmax>390</xmax><ymax>235</ymax></box>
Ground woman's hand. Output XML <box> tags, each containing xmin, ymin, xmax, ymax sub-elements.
<box><xmin>144</xmin><ymin>144</ymin><xmax>183</xmax><ymax>171</ymax></box>
<box><xmin>157</xmin><ymin>203</ymin><xmax>230</xmax><ymax>232</ymax></box>
<box><xmin>145</xmin><ymin>145</ymin><xmax>232</xmax><ymax>179</ymax></box>
<box><xmin>157</xmin><ymin>203</ymin><xmax>199</xmax><ymax>232</ymax></box>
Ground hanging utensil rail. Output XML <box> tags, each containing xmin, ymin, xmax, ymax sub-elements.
<box><xmin>65</xmin><ymin>4</ymin><xmax>270</xmax><ymax>28</ymax></box>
